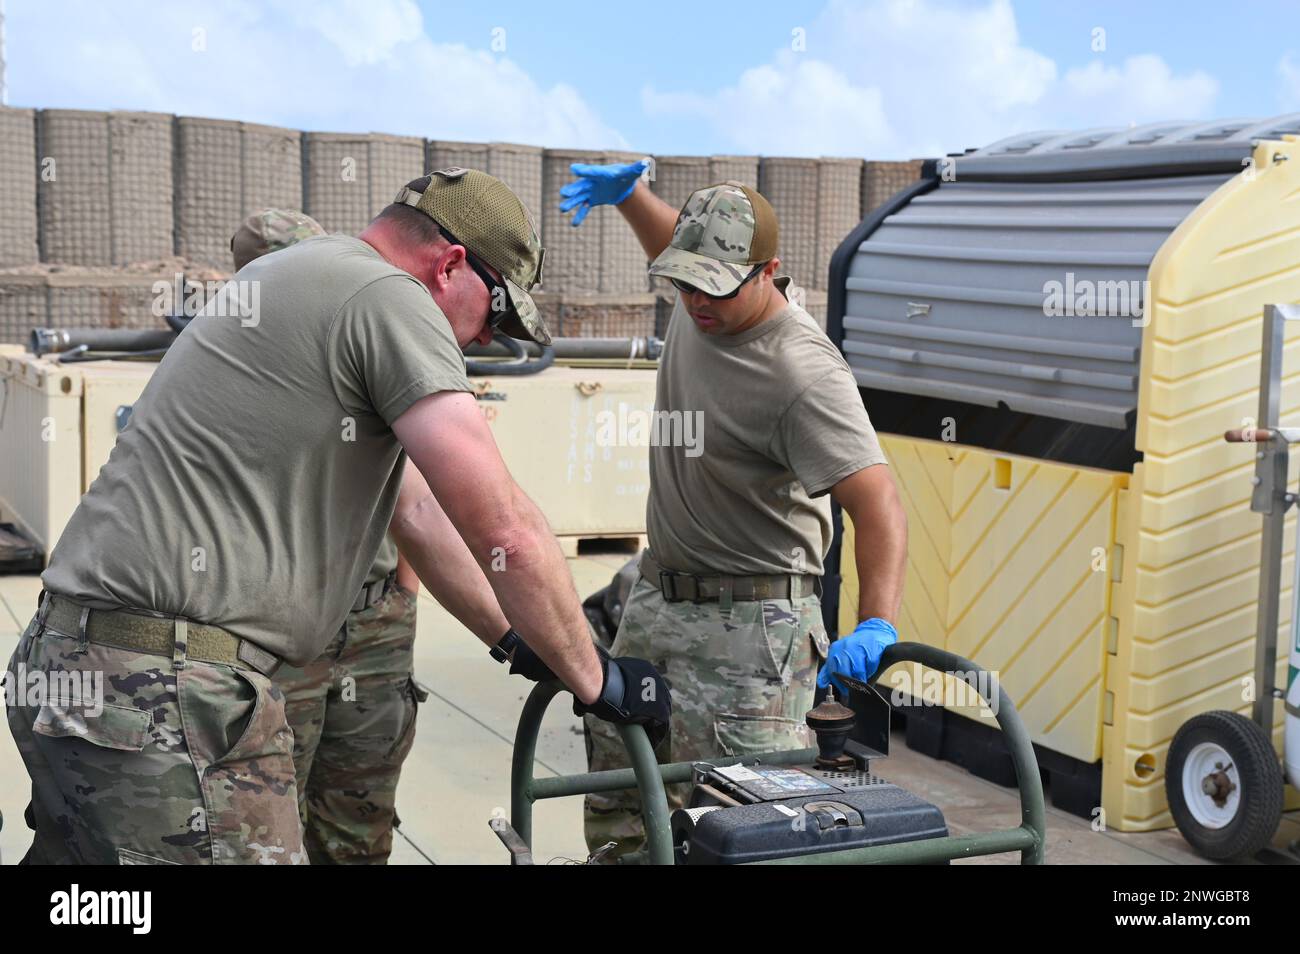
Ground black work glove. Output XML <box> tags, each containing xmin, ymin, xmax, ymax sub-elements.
<box><xmin>510</xmin><ymin>638</ymin><xmax>609</xmax><ymax>683</ymax></box>
<box><xmin>509</xmin><ymin>639</ymin><xmax>558</xmax><ymax>683</ymax></box>
<box><xmin>573</xmin><ymin>655</ymin><xmax>672</xmax><ymax>749</ymax></box>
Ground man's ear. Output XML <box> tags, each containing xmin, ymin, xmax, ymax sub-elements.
<box><xmin>428</xmin><ymin>243</ymin><xmax>465</xmax><ymax>292</ymax></box>
<box><xmin>763</xmin><ymin>257</ymin><xmax>781</xmax><ymax>279</ymax></box>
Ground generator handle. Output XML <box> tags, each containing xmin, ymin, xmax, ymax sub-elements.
<box><xmin>508</xmin><ymin>642</ymin><xmax>1047</xmax><ymax>865</ymax></box>
<box><xmin>875</xmin><ymin>642</ymin><xmax>1047</xmax><ymax>863</ymax></box>
<box><xmin>508</xmin><ymin>680</ymin><xmax>677</xmax><ymax>865</ymax></box>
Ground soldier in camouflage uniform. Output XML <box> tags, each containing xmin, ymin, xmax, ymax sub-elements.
<box><xmin>273</xmin><ymin>564</ymin><xmax>423</xmax><ymax>865</ymax></box>
<box><xmin>7</xmin><ymin>170</ymin><xmax>662</xmax><ymax>864</ymax></box>
<box><xmin>232</xmin><ymin>211</ymin><xmax>424</xmax><ymax>865</ymax></box>
<box><xmin>7</xmin><ymin>603</ymin><xmax>302</xmax><ymax>864</ymax></box>
<box><xmin>231</xmin><ymin>208</ymin><xmax>328</xmax><ymax>267</ymax></box>
<box><xmin>561</xmin><ymin>166</ymin><xmax>909</xmax><ymax>858</ymax></box>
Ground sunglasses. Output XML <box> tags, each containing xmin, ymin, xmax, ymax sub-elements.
<box><xmin>669</xmin><ymin>261</ymin><xmax>767</xmax><ymax>300</ymax></box>
<box><xmin>438</xmin><ymin>224</ymin><xmax>511</xmax><ymax>331</ymax></box>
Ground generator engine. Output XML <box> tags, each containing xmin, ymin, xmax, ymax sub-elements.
<box><xmin>671</xmin><ymin>678</ymin><xmax>949</xmax><ymax>864</ymax></box>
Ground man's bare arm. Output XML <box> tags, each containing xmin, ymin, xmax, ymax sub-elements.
<box><xmin>616</xmin><ymin>182</ymin><xmax>679</xmax><ymax>261</ymax></box>
<box><xmin>392</xmin><ymin>390</ymin><xmax>602</xmax><ymax>703</ymax></box>
<box><xmin>830</xmin><ymin>465</ymin><xmax>907</xmax><ymax>626</ymax></box>
<box><xmin>388</xmin><ymin>462</ymin><xmax>511</xmax><ymax>646</ymax></box>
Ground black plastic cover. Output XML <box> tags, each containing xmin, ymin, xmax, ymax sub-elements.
<box><xmin>675</xmin><ymin>785</ymin><xmax>948</xmax><ymax>865</ymax></box>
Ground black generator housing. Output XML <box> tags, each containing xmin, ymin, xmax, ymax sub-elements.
<box><xmin>671</xmin><ymin>677</ymin><xmax>948</xmax><ymax>864</ymax></box>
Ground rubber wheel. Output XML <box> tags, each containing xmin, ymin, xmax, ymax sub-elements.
<box><xmin>1165</xmin><ymin>710</ymin><xmax>1283</xmax><ymax>860</ymax></box>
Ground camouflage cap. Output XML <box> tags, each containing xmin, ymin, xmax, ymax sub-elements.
<box><xmin>231</xmin><ymin>209</ymin><xmax>326</xmax><ymax>270</ymax></box>
<box><xmin>648</xmin><ymin>182</ymin><xmax>778</xmax><ymax>295</ymax></box>
<box><xmin>394</xmin><ymin>168</ymin><xmax>550</xmax><ymax>346</ymax></box>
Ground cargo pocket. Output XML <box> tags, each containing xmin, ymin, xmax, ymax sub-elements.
<box><xmin>32</xmin><ymin>701</ymin><xmax>150</xmax><ymax>752</ymax></box>
<box><xmin>757</xmin><ymin>601</ymin><xmax>802</xmax><ymax>687</ymax></box>
<box><xmin>713</xmin><ymin>712</ymin><xmax>809</xmax><ymax>758</ymax></box>
<box><xmin>385</xmin><ymin>676</ymin><xmax>424</xmax><ymax>762</ymax></box>
<box><xmin>210</xmin><ymin>668</ymin><xmax>262</xmax><ymax>765</ymax></box>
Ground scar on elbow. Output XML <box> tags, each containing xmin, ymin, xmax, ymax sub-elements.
<box><xmin>481</xmin><ymin>528</ymin><xmax>555</xmax><ymax>575</ymax></box>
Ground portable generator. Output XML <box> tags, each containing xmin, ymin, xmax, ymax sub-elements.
<box><xmin>493</xmin><ymin>641</ymin><xmax>1046</xmax><ymax>865</ymax></box>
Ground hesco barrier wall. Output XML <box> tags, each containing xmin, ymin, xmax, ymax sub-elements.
<box><xmin>650</xmin><ymin>154</ymin><xmax>761</xmax><ymax>214</ymax></box>
<box><xmin>35</xmin><ymin>110</ymin><xmax>174</xmax><ymax>266</ymax></box>
<box><xmin>760</xmin><ymin>156</ymin><xmax>820</xmax><ymax>291</ymax></box>
<box><xmin>303</xmin><ymin>132</ymin><xmax>425</xmax><ymax>234</ymax></box>
<box><xmin>175</xmin><ymin>118</ymin><xmax>303</xmax><ymax>271</ymax></box>
<box><xmin>863</xmin><ymin>159</ymin><xmax>925</xmax><ymax>219</ymax></box>
<box><xmin>426</xmin><ymin>140</ymin><xmax>543</xmax><ymax>226</ymax></box>
<box><xmin>541</xmin><ymin>147</ymin><xmax>653</xmax><ymax>296</ymax></box>
<box><xmin>0</xmin><ymin>104</ymin><xmax>924</xmax><ymax>342</ymax></box>
<box><xmin>0</xmin><ymin>269</ymin><xmax>226</xmax><ymax>345</ymax></box>
<box><xmin>0</xmin><ymin>109</ymin><xmax>38</xmax><ymax>267</ymax></box>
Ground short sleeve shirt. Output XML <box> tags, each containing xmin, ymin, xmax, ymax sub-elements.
<box><xmin>645</xmin><ymin>280</ymin><xmax>886</xmax><ymax>577</ymax></box>
<box><xmin>43</xmin><ymin>235</ymin><xmax>470</xmax><ymax>664</ymax></box>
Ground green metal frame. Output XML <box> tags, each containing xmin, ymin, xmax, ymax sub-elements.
<box><xmin>509</xmin><ymin>641</ymin><xmax>1046</xmax><ymax>865</ymax></box>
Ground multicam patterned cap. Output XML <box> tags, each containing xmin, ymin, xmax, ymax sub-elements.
<box><xmin>230</xmin><ymin>208</ymin><xmax>326</xmax><ymax>270</ymax></box>
<box><xmin>648</xmin><ymin>182</ymin><xmax>779</xmax><ymax>295</ymax></box>
<box><xmin>394</xmin><ymin>168</ymin><xmax>550</xmax><ymax>346</ymax></box>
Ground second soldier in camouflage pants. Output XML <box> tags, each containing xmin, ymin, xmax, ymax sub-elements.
<box><xmin>275</xmin><ymin>583</ymin><xmax>424</xmax><ymax>864</ymax></box>
<box><xmin>584</xmin><ymin>576</ymin><xmax>828</xmax><ymax>857</ymax></box>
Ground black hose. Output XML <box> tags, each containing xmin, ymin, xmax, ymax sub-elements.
<box><xmin>57</xmin><ymin>346</ymin><xmax>173</xmax><ymax>364</ymax></box>
<box><xmin>465</xmin><ymin>333</ymin><xmax>555</xmax><ymax>376</ymax></box>
<box><xmin>163</xmin><ymin>312</ymin><xmax>193</xmax><ymax>334</ymax></box>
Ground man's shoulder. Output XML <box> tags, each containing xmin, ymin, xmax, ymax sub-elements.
<box><xmin>769</xmin><ymin>302</ymin><xmax>851</xmax><ymax>381</ymax></box>
<box><xmin>279</xmin><ymin>235</ymin><xmax>419</xmax><ymax>295</ymax></box>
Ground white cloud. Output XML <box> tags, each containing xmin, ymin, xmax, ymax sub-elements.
<box><xmin>1053</xmin><ymin>55</ymin><xmax>1217</xmax><ymax>127</ymax></box>
<box><xmin>7</xmin><ymin>0</ymin><xmax>626</xmax><ymax>149</ymax></box>
<box><xmin>643</xmin><ymin>55</ymin><xmax>893</xmax><ymax>158</ymax></box>
<box><xmin>642</xmin><ymin>0</ymin><xmax>1221</xmax><ymax>158</ymax></box>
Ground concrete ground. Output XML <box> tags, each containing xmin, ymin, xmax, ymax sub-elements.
<box><xmin>1</xmin><ymin>556</ymin><xmax>1297</xmax><ymax>865</ymax></box>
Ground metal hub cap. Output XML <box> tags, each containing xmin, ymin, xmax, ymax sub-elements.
<box><xmin>1182</xmin><ymin>742</ymin><xmax>1240</xmax><ymax>829</ymax></box>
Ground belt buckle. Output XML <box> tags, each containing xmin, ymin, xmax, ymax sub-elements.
<box><xmin>237</xmin><ymin>640</ymin><xmax>282</xmax><ymax>678</ymax></box>
<box><xmin>659</xmin><ymin>571</ymin><xmax>678</xmax><ymax>602</ymax></box>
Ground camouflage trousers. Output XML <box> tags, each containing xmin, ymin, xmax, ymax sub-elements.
<box><xmin>274</xmin><ymin>584</ymin><xmax>422</xmax><ymax>865</ymax></box>
<box><xmin>5</xmin><ymin>604</ymin><xmax>303</xmax><ymax>865</ymax></box>
<box><xmin>584</xmin><ymin>577</ymin><xmax>829</xmax><ymax>858</ymax></box>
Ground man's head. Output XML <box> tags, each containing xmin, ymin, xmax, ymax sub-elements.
<box><xmin>648</xmin><ymin>182</ymin><xmax>783</xmax><ymax>336</ymax></box>
<box><xmin>231</xmin><ymin>209</ymin><xmax>326</xmax><ymax>271</ymax></box>
<box><xmin>360</xmin><ymin>168</ymin><xmax>549</xmax><ymax>349</ymax></box>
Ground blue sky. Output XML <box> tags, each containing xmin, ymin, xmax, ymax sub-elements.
<box><xmin>5</xmin><ymin>0</ymin><xmax>1299</xmax><ymax>158</ymax></box>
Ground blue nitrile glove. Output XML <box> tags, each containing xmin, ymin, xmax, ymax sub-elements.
<box><xmin>817</xmin><ymin>618</ymin><xmax>898</xmax><ymax>694</ymax></box>
<box><xmin>559</xmin><ymin>160</ymin><xmax>649</xmax><ymax>227</ymax></box>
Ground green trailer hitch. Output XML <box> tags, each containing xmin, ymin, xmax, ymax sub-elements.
<box><xmin>495</xmin><ymin>641</ymin><xmax>1046</xmax><ymax>865</ymax></box>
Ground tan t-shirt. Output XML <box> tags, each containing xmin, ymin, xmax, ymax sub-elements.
<box><xmin>645</xmin><ymin>280</ymin><xmax>886</xmax><ymax>577</ymax></box>
<box><xmin>43</xmin><ymin>235</ymin><xmax>470</xmax><ymax>665</ymax></box>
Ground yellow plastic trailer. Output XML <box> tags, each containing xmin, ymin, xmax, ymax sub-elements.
<box><xmin>828</xmin><ymin>116</ymin><xmax>1300</xmax><ymax>832</ymax></box>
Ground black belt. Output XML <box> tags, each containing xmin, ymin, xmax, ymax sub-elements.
<box><xmin>352</xmin><ymin>570</ymin><xmax>397</xmax><ymax>614</ymax></box>
<box><xmin>639</xmin><ymin>552</ymin><xmax>818</xmax><ymax>603</ymax></box>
